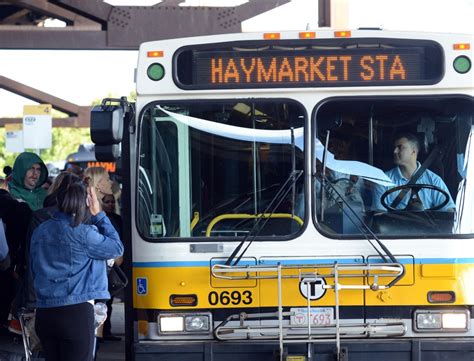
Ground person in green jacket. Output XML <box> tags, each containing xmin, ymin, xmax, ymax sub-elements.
<box><xmin>9</xmin><ymin>152</ymin><xmax>49</xmax><ymax>211</ymax></box>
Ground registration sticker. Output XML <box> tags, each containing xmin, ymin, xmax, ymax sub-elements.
<box><xmin>290</xmin><ymin>307</ymin><xmax>334</xmax><ymax>326</ymax></box>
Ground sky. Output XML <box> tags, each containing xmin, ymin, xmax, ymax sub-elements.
<box><xmin>0</xmin><ymin>0</ymin><xmax>472</xmax><ymax>117</ymax></box>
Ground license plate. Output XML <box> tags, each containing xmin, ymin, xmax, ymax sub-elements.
<box><xmin>290</xmin><ymin>307</ymin><xmax>334</xmax><ymax>326</ymax></box>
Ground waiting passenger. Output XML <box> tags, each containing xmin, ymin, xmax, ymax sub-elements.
<box><xmin>9</xmin><ymin>152</ymin><xmax>49</xmax><ymax>211</ymax></box>
<box><xmin>20</xmin><ymin>173</ymin><xmax>83</xmax><ymax>312</ymax></box>
<box><xmin>84</xmin><ymin>167</ymin><xmax>121</xmax><ymax>343</ymax></box>
<box><xmin>30</xmin><ymin>178</ymin><xmax>123</xmax><ymax>361</ymax></box>
<box><xmin>373</xmin><ymin>133</ymin><xmax>455</xmax><ymax>211</ymax></box>
<box><xmin>0</xmin><ymin>177</ymin><xmax>32</xmax><ymax>332</ymax></box>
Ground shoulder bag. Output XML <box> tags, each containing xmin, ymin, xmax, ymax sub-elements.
<box><xmin>108</xmin><ymin>264</ymin><xmax>128</xmax><ymax>296</ymax></box>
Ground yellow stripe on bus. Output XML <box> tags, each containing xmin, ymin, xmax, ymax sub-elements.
<box><xmin>132</xmin><ymin>263</ymin><xmax>474</xmax><ymax>309</ymax></box>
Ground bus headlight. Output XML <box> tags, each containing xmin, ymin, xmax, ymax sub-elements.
<box><xmin>159</xmin><ymin>316</ymin><xmax>184</xmax><ymax>332</ymax></box>
<box><xmin>442</xmin><ymin>313</ymin><xmax>468</xmax><ymax>329</ymax></box>
<box><xmin>414</xmin><ymin>309</ymin><xmax>469</xmax><ymax>332</ymax></box>
<box><xmin>158</xmin><ymin>312</ymin><xmax>212</xmax><ymax>334</ymax></box>
<box><xmin>416</xmin><ymin>312</ymin><xmax>441</xmax><ymax>329</ymax></box>
<box><xmin>185</xmin><ymin>315</ymin><xmax>210</xmax><ymax>332</ymax></box>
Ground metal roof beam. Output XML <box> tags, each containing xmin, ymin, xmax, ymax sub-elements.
<box><xmin>0</xmin><ymin>0</ymin><xmax>290</xmax><ymax>49</ymax></box>
<box><xmin>1</xmin><ymin>75</ymin><xmax>80</xmax><ymax>115</ymax></box>
<box><xmin>0</xmin><ymin>75</ymin><xmax>91</xmax><ymax>127</ymax></box>
<box><xmin>13</xmin><ymin>0</ymin><xmax>100</xmax><ymax>26</ymax></box>
<box><xmin>0</xmin><ymin>28</ymin><xmax>106</xmax><ymax>49</ymax></box>
<box><xmin>0</xmin><ymin>115</ymin><xmax>90</xmax><ymax>127</ymax></box>
<box><xmin>2</xmin><ymin>8</ymin><xmax>30</xmax><ymax>24</ymax></box>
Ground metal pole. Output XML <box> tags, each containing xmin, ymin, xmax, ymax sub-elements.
<box><xmin>369</xmin><ymin>107</ymin><xmax>374</xmax><ymax>165</ymax></box>
<box><xmin>320</xmin><ymin>130</ymin><xmax>330</xmax><ymax>222</ymax></box>
<box><xmin>306</xmin><ymin>281</ymin><xmax>313</xmax><ymax>360</ymax></box>
<box><xmin>334</xmin><ymin>262</ymin><xmax>341</xmax><ymax>359</ymax></box>
<box><xmin>278</xmin><ymin>263</ymin><xmax>283</xmax><ymax>361</ymax></box>
<box><xmin>318</xmin><ymin>0</ymin><xmax>331</xmax><ymax>27</ymax></box>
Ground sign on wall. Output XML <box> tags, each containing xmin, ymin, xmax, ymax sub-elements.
<box><xmin>5</xmin><ymin>123</ymin><xmax>24</xmax><ymax>153</ymax></box>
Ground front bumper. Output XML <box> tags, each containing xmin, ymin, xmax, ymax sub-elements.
<box><xmin>134</xmin><ymin>338</ymin><xmax>474</xmax><ymax>361</ymax></box>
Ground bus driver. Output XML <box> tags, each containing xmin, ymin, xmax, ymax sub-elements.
<box><xmin>373</xmin><ymin>133</ymin><xmax>455</xmax><ymax>211</ymax></box>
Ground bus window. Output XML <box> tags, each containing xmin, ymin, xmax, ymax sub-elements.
<box><xmin>314</xmin><ymin>96</ymin><xmax>473</xmax><ymax>238</ymax></box>
<box><xmin>137</xmin><ymin>100</ymin><xmax>305</xmax><ymax>240</ymax></box>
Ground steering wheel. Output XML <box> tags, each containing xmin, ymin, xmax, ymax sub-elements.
<box><xmin>381</xmin><ymin>183</ymin><xmax>450</xmax><ymax>211</ymax></box>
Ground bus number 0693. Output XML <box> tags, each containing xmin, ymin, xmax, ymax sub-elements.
<box><xmin>208</xmin><ymin>290</ymin><xmax>253</xmax><ymax>305</ymax></box>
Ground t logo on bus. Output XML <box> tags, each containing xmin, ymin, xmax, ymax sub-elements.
<box><xmin>299</xmin><ymin>277</ymin><xmax>327</xmax><ymax>300</ymax></box>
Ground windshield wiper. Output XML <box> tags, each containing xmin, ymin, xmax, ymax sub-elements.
<box><xmin>318</xmin><ymin>131</ymin><xmax>404</xmax><ymax>286</ymax></box>
<box><xmin>320</xmin><ymin>176</ymin><xmax>393</xmax><ymax>261</ymax></box>
<box><xmin>225</xmin><ymin>169</ymin><xmax>303</xmax><ymax>266</ymax></box>
<box><xmin>318</xmin><ymin>175</ymin><xmax>404</xmax><ymax>287</ymax></box>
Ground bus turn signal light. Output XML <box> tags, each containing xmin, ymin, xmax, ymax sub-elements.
<box><xmin>428</xmin><ymin>291</ymin><xmax>455</xmax><ymax>303</ymax></box>
<box><xmin>170</xmin><ymin>294</ymin><xmax>198</xmax><ymax>307</ymax></box>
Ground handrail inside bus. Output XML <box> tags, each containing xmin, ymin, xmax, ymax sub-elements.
<box><xmin>205</xmin><ymin>213</ymin><xmax>303</xmax><ymax>237</ymax></box>
<box><xmin>190</xmin><ymin>211</ymin><xmax>200</xmax><ymax>231</ymax></box>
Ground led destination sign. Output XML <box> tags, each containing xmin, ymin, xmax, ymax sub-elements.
<box><xmin>191</xmin><ymin>48</ymin><xmax>427</xmax><ymax>88</ymax></box>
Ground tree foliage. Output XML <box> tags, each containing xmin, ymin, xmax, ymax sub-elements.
<box><xmin>0</xmin><ymin>127</ymin><xmax>91</xmax><ymax>173</ymax></box>
<box><xmin>1</xmin><ymin>91</ymin><xmax>135</xmax><ymax>176</ymax></box>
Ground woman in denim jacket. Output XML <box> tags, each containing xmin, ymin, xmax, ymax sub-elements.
<box><xmin>30</xmin><ymin>177</ymin><xmax>123</xmax><ymax>361</ymax></box>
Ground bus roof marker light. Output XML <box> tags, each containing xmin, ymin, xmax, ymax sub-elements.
<box><xmin>334</xmin><ymin>31</ymin><xmax>351</xmax><ymax>38</ymax></box>
<box><xmin>453</xmin><ymin>43</ymin><xmax>470</xmax><ymax>50</ymax></box>
<box><xmin>147</xmin><ymin>50</ymin><xmax>164</xmax><ymax>57</ymax></box>
<box><xmin>263</xmin><ymin>32</ymin><xmax>280</xmax><ymax>40</ymax></box>
<box><xmin>147</xmin><ymin>63</ymin><xmax>165</xmax><ymax>81</ymax></box>
<box><xmin>299</xmin><ymin>31</ymin><xmax>316</xmax><ymax>39</ymax></box>
<box><xmin>453</xmin><ymin>56</ymin><xmax>471</xmax><ymax>74</ymax></box>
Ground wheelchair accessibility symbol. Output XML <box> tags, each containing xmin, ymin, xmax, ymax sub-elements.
<box><xmin>136</xmin><ymin>277</ymin><xmax>148</xmax><ymax>295</ymax></box>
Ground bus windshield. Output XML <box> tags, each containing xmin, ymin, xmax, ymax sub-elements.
<box><xmin>137</xmin><ymin>100</ymin><xmax>305</xmax><ymax>240</ymax></box>
<box><xmin>136</xmin><ymin>96</ymin><xmax>474</xmax><ymax>240</ymax></box>
<box><xmin>314</xmin><ymin>96</ymin><xmax>474</xmax><ymax>237</ymax></box>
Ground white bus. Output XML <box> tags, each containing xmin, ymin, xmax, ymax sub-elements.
<box><xmin>92</xmin><ymin>29</ymin><xmax>473</xmax><ymax>360</ymax></box>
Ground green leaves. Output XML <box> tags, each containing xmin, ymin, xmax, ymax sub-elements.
<box><xmin>0</xmin><ymin>127</ymin><xmax>91</xmax><ymax>175</ymax></box>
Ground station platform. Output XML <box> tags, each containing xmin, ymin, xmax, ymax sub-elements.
<box><xmin>0</xmin><ymin>302</ymin><xmax>125</xmax><ymax>361</ymax></box>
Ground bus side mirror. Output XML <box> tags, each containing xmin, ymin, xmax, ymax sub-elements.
<box><xmin>95</xmin><ymin>144</ymin><xmax>121</xmax><ymax>162</ymax></box>
<box><xmin>91</xmin><ymin>105</ymin><xmax>124</xmax><ymax>145</ymax></box>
